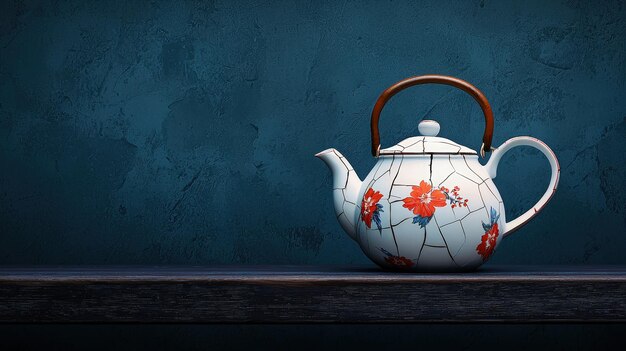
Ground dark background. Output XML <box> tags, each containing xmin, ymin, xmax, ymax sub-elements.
<box><xmin>1</xmin><ymin>0</ymin><xmax>625</xmax><ymax>349</ymax></box>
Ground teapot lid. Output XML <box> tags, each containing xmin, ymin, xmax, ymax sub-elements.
<box><xmin>378</xmin><ymin>120</ymin><xmax>477</xmax><ymax>156</ymax></box>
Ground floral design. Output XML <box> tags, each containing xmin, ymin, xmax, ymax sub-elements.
<box><xmin>403</xmin><ymin>181</ymin><xmax>446</xmax><ymax>217</ymax></box>
<box><xmin>380</xmin><ymin>248</ymin><xmax>414</xmax><ymax>269</ymax></box>
<box><xmin>360</xmin><ymin>187</ymin><xmax>384</xmax><ymax>233</ymax></box>
<box><xmin>439</xmin><ymin>186</ymin><xmax>469</xmax><ymax>209</ymax></box>
<box><xmin>476</xmin><ymin>207</ymin><xmax>501</xmax><ymax>261</ymax></box>
<box><xmin>402</xmin><ymin>181</ymin><xmax>468</xmax><ymax>228</ymax></box>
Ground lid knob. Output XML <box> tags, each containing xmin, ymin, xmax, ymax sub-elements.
<box><xmin>418</xmin><ymin>120</ymin><xmax>440</xmax><ymax>137</ymax></box>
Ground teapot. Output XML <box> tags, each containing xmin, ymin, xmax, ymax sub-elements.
<box><xmin>316</xmin><ymin>75</ymin><xmax>560</xmax><ymax>271</ymax></box>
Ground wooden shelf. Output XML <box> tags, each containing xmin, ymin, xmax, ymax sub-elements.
<box><xmin>1</xmin><ymin>265</ymin><xmax>625</xmax><ymax>323</ymax></box>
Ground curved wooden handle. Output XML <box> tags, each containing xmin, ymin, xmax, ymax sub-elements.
<box><xmin>370</xmin><ymin>75</ymin><xmax>494</xmax><ymax>157</ymax></box>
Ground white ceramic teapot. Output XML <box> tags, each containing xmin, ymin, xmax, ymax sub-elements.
<box><xmin>316</xmin><ymin>75</ymin><xmax>560</xmax><ymax>272</ymax></box>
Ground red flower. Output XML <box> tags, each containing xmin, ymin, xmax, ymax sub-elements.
<box><xmin>384</xmin><ymin>255</ymin><xmax>414</xmax><ymax>268</ymax></box>
<box><xmin>360</xmin><ymin>187</ymin><xmax>383</xmax><ymax>228</ymax></box>
<box><xmin>476</xmin><ymin>223</ymin><xmax>499</xmax><ymax>260</ymax></box>
<box><xmin>402</xmin><ymin>180</ymin><xmax>447</xmax><ymax>218</ymax></box>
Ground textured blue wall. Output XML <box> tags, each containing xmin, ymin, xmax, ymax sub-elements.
<box><xmin>1</xmin><ymin>0</ymin><xmax>625</xmax><ymax>265</ymax></box>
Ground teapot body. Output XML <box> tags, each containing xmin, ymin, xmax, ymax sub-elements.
<box><xmin>354</xmin><ymin>154</ymin><xmax>505</xmax><ymax>271</ymax></box>
<box><xmin>317</xmin><ymin>75</ymin><xmax>560</xmax><ymax>272</ymax></box>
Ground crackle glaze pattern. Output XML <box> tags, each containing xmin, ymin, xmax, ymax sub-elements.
<box><xmin>354</xmin><ymin>154</ymin><xmax>505</xmax><ymax>271</ymax></box>
<box><xmin>317</xmin><ymin>122</ymin><xmax>560</xmax><ymax>272</ymax></box>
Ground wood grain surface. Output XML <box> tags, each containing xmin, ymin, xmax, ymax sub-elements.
<box><xmin>1</xmin><ymin>266</ymin><xmax>625</xmax><ymax>323</ymax></box>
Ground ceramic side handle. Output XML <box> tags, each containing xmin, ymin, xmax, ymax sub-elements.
<box><xmin>484</xmin><ymin>136</ymin><xmax>560</xmax><ymax>237</ymax></box>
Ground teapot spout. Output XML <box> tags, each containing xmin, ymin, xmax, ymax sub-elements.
<box><xmin>315</xmin><ymin>148</ymin><xmax>362</xmax><ymax>241</ymax></box>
